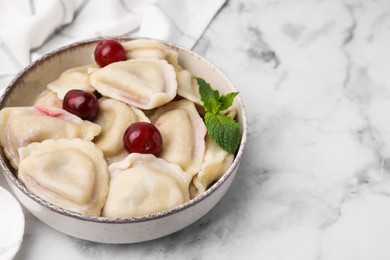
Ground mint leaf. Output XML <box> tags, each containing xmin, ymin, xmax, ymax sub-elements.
<box><xmin>197</xmin><ymin>77</ymin><xmax>221</xmax><ymax>114</ymax></box>
<box><xmin>219</xmin><ymin>92</ymin><xmax>239</xmax><ymax>111</ymax></box>
<box><xmin>205</xmin><ymin>113</ymin><xmax>241</xmax><ymax>154</ymax></box>
<box><xmin>197</xmin><ymin>77</ymin><xmax>239</xmax><ymax>113</ymax></box>
<box><xmin>196</xmin><ymin>77</ymin><xmax>241</xmax><ymax>154</ymax></box>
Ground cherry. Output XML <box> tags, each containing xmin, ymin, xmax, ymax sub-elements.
<box><xmin>94</xmin><ymin>39</ymin><xmax>126</xmax><ymax>67</ymax></box>
<box><xmin>123</xmin><ymin>122</ymin><xmax>163</xmax><ymax>155</ymax></box>
<box><xmin>63</xmin><ymin>89</ymin><xmax>98</xmax><ymax>121</ymax></box>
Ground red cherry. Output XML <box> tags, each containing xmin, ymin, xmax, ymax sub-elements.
<box><xmin>94</xmin><ymin>39</ymin><xmax>126</xmax><ymax>67</ymax></box>
<box><xmin>63</xmin><ymin>89</ymin><xmax>98</xmax><ymax>121</ymax></box>
<box><xmin>123</xmin><ymin>122</ymin><xmax>163</xmax><ymax>155</ymax></box>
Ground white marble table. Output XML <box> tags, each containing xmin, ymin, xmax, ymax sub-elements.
<box><xmin>2</xmin><ymin>0</ymin><xmax>390</xmax><ymax>259</ymax></box>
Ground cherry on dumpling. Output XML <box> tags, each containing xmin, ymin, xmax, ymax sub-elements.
<box><xmin>63</xmin><ymin>89</ymin><xmax>98</xmax><ymax>121</ymax></box>
<box><xmin>94</xmin><ymin>39</ymin><xmax>126</xmax><ymax>67</ymax></box>
<box><xmin>123</xmin><ymin>122</ymin><xmax>163</xmax><ymax>155</ymax></box>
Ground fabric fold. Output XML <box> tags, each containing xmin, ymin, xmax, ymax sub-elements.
<box><xmin>0</xmin><ymin>0</ymin><xmax>226</xmax><ymax>93</ymax></box>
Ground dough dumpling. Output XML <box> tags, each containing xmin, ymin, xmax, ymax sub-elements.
<box><xmin>122</xmin><ymin>39</ymin><xmax>182</xmax><ymax>71</ymax></box>
<box><xmin>191</xmin><ymin>136</ymin><xmax>234</xmax><ymax>197</ymax></box>
<box><xmin>150</xmin><ymin>99</ymin><xmax>206</xmax><ymax>175</ymax></box>
<box><xmin>47</xmin><ymin>64</ymin><xmax>97</xmax><ymax>99</ymax></box>
<box><xmin>93</xmin><ymin>98</ymin><xmax>149</xmax><ymax>163</ymax></box>
<box><xmin>18</xmin><ymin>138</ymin><xmax>109</xmax><ymax>216</ymax></box>
<box><xmin>0</xmin><ymin>105</ymin><xmax>101</xmax><ymax>168</ymax></box>
<box><xmin>90</xmin><ymin>58</ymin><xmax>177</xmax><ymax>110</ymax></box>
<box><xmin>103</xmin><ymin>153</ymin><xmax>192</xmax><ymax>217</ymax></box>
<box><xmin>176</xmin><ymin>70</ymin><xmax>202</xmax><ymax>105</ymax></box>
<box><xmin>34</xmin><ymin>90</ymin><xmax>63</xmax><ymax>108</ymax></box>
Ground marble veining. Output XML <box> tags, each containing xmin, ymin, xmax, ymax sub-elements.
<box><xmin>1</xmin><ymin>0</ymin><xmax>390</xmax><ymax>259</ymax></box>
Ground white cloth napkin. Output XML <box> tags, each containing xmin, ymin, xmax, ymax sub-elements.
<box><xmin>0</xmin><ymin>0</ymin><xmax>226</xmax><ymax>93</ymax></box>
<box><xmin>0</xmin><ymin>187</ymin><xmax>24</xmax><ymax>260</ymax></box>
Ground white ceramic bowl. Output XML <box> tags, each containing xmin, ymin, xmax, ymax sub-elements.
<box><xmin>0</xmin><ymin>37</ymin><xmax>247</xmax><ymax>244</ymax></box>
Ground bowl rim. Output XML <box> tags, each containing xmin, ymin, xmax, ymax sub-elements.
<box><xmin>0</xmin><ymin>36</ymin><xmax>248</xmax><ymax>223</ymax></box>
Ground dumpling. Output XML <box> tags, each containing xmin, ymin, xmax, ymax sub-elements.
<box><xmin>18</xmin><ymin>138</ymin><xmax>109</xmax><ymax>216</ymax></box>
<box><xmin>176</xmin><ymin>70</ymin><xmax>202</xmax><ymax>105</ymax></box>
<box><xmin>123</xmin><ymin>39</ymin><xmax>167</xmax><ymax>59</ymax></box>
<box><xmin>0</xmin><ymin>105</ymin><xmax>101</xmax><ymax>169</ymax></box>
<box><xmin>47</xmin><ymin>64</ymin><xmax>97</xmax><ymax>99</ymax></box>
<box><xmin>90</xmin><ymin>58</ymin><xmax>177</xmax><ymax>110</ymax></box>
<box><xmin>122</xmin><ymin>39</ymin><xmax>182</xmax><ymax>71</ymax></box>
<box><xmin>93</xmin><ymin>98</ymin><xmax>150</xmax><ymax>164</ymax></box>
<box><xmin>150</xmin><ymin>99</ymin><xmax>206</xmax><ymax>175</ymax></box>
<box><xmin>102</xmin><ymin>153</ymin><xmax>192</xmax><ymax>217</ymax></box>
<box><xmin>34</xmin><ymin>89</ymin><xmax>63</xmax><ymax>108</ymax></box>
<box><xmin>191</xmin><ymin>136</ymin><xmax>234</xmax><ymax>197</ymax></box>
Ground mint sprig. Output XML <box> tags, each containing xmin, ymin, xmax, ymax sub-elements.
<box><xmin>196</xmin><ymin>77</ymin><xmax>240</xmax><ymax>154</ymax></box>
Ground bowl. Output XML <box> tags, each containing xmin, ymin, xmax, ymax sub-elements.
<box><xmin>0</xmin><ymin>37</ymin><xmax>247</xmax><ymax>244</ymax></box>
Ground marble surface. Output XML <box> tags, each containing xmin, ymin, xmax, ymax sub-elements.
<box><xmin>1</xmin><ymin>0</ymin><xmax>390</xmax><ymax>259</ymax></box>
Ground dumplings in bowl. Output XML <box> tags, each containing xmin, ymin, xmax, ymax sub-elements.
<box><xmin>18</xmin><ymin>138</ymin><xmax>108</xmax><ymax>216</ymax></box>
<box><xmin>0</xmin><ymin>37</ymin><xmax>247</xmax><ymax>243</ymax></box>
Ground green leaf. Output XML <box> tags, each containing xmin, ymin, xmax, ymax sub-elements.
<box><xmin>219</xmin><ymin>92</ymin><xmax>239</xmax><ymax>111</ymax></box>
<box><xmin>196</xmin><ymin>77</ymin><xmax>220</xmax><ymax>115</ymax></box>
<box><xmin>196</xmin><ymin>77</ymin><xmax>241</xmax><ymax>154</ymax></box>
<box><xmin>204</xmin><ymin>113</ymin><xmax>241</xmax><ymax>154</ymax></box>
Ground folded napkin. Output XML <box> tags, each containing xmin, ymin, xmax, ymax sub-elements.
<box><xmin>0</xmin><ymin>187</ymin><xmax>24</xmax><ymax>260</ymax></box>
<box><xmin>0</xmin><ymin>0</ymin><xmax>226</xmax><ymax>93</ymax></box>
